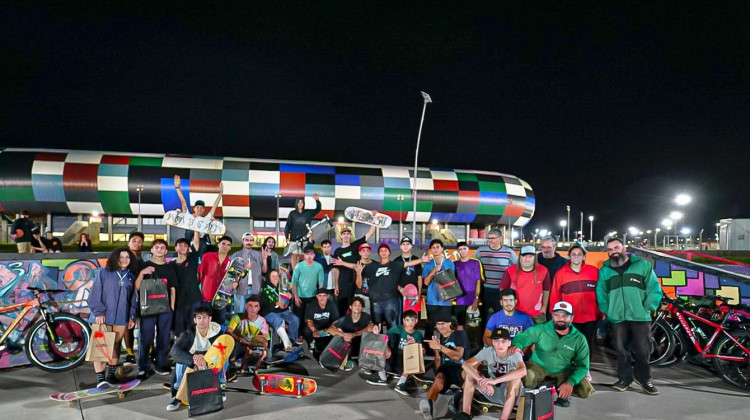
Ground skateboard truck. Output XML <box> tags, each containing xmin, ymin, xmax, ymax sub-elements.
<box><xmin>258</xmin><ymin>374</ymin><xmax>267</xmax><ymax>394</ymax></box>
<box><xmin>296</xmin><ymin>378</ymin><xmax>303</xmax><ymax>398</ymax></box>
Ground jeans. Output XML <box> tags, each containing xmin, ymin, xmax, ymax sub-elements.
<box><xmin>483</xmin><ymin>288</ymin><xmax>501</xmax><ymax>320</ymax></box>
<box><xmin>139</xmin><ymin>311</ymin><xmax>173</xmax><ymax>371</ymax></box>
<box><xmin>265</xmin><ymin>310</ymin><xmax>300</xmax><ymax>341</ymax></box>
<box><xmin>372</xmin><ymin>298</ymin><xmax>401</xmax><ymax>328</ymax></box>
<box><xmin>612</xmin><ymin>321</ymin><xmax>652</xmax><ymax>384</ymax></box>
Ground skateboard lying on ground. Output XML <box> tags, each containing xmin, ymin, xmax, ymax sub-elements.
<box><xmin>163</xmin><ymin>210</ymin><xmax>226</xmax><ymax>235</ymax></box>
<box><xmin>344</xmin><ymin>207</ymin><xmax>392</xmax><ymax>228</ymax></box>
<box><xmin>283</xmin><ymin>214</ymin><xmax>334</xmax><ymax>256</ymax></box>
<box><xmin>211</xmin><ymin>258</ymin><xmax>247</xmax><ymax>309</ymax></box>
<box><xmin>252</xmin><ymin>373</ymin><xmax>317</xmax><ymax>398</ymax></box>
<box><xmin>50</xmin><ymin>379</ymin><xmax>140</xmax><ymax>408</ymax></box>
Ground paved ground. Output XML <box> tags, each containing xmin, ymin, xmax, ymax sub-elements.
<box><xmin>2</xmin><ymin>347</ymin><xmax>748</xmax><ymax>420</ymax></box>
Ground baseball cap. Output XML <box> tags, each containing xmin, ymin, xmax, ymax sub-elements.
<box><xmin>520</xmin><ymin>245</ymin><xmax>536</xmax><ymax>256</ymax></box>
<box><xmin>303</xmin><ymin>244</ymin><xmax>316</xmax><ymax>254</ymax></box>
<box><xmin>552</xmin><ymin>301</ymin><xmax>574</xmax><ymax>315</ymax></box>
<box><xmin>489</xmin><ymin>328</ymin><xmax>512</xmax><ymax>340</ymax></box>
<box><xmin>400</xmin><ymin>236</ymin><xmax>412</xmax><ymax>244</ymax></box>
<box><xmin>242</xmin><ymin>232</ymin><xmax>254</xmax><ymax>240</ymax></box>
<box><xmin>378</xmin><ymin>243</ymin><xmax>390</xmax><ymax>252</ymax></box>
<box><xmin>359</xmin><ymin>243</ymin><xmax>372</xmax><ymax>251</ymax></box>
<box><xmin>433</xmin><ymin>312</ymin><xmax>452</xmax><ymax>323</ymax></box>
<box><xmin>194</xmin><ymin>200</ymin><xmax>206</xmax><ymax>207</ymax></box>
<box><xmin>315</xmin><ymin>287</ymin><xmax>328</xmax><ymax>295</ymax></box>
<box><xmin>341</xmin><ymin>226</ymin><xmax>352</xmax><ymax>234</ymax></box>
<box><xmin>568</xmin><ymin>242</ymin><xmax>587</xmax><ymax>255</ymax></box>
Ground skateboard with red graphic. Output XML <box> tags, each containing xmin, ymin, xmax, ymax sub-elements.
<box><xmin>402</xmin><ymin>284</ymin><xmax>422</xmax><ymax>315</ymax></box>
<box><xmin>204</xmin><ymin>334</ymin><xmax>235</xmax><ymax>370</ymax></box>
<box><xmin>252</xmin><ymin>373</ymin><xmax>317</xmax><ymax>398</ymax></box>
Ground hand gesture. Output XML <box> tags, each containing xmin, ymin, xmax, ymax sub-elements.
<box><xmin>421</xmin><ymin>254</ymin><xmax>430</xmax><ymax>263</ymax></box>
<box><xmin>262</xmin><ymin>248</ymin><xmax>270</xmax><ymax>259</ymax></box>
<box><xmin>174</xmin><ymin>175</ymin><xmax>181</xmax><ymax>188</ymax></box>
<box><xmin>312</xmin><ymin>193</ymin><xmax>320</xmax><ymax>201</ymax></box>
<box><xmin>354</xmin><ymin>261</ymin><xmax>364</xmax><ymax>274</ymax></box>
<box><xmin>141</xmin><ymin>266</ymin><xmax>156</xmax><ymax>276</ymax></box>
<box><xmin>425</xmin><ymin>336</ymin><xmax>441</xmax><ymax>350</ymax></box>
<box><xmin>372</xmin><ymin>323</ymin><xmax>382</xmax><ymax>334</ymax></box>
<box><xmin>218</xmin><ymin>182</ymin><xmax>224</xmax><ymax>194</ymax></box>
<box><xmin>406</xmin><ymin>335</ymin><xmax>416</xmax><ymax>345</ymax></box>
<box><xmin>332</xmin><ymin>257</ymin><xmax>344</xmax><ymax>266</ymax></box>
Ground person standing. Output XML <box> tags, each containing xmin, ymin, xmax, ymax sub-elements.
<box><xmin>596</xmin><ymin>237</ymin><xmax>662</xmax><ymax>395</ymax></box>
<box><xmin>422</xmin><ymin>239</ymin><xmax>456</xmax><ymax>340</ymax></box>
<box><xmin>170</xmin><ymin>233</ymin><xmax>203</xmax><ymax>338</ymax></box>
<box><xmin>474</xmin><ymin>229</ymin><xmax>518</xmax><ymax>320</ymax></box>
<box><xmin>87</xmin><ymin>248</ymin><xmax>138</xmax><ymax>387</ymax></box>
<box><xmin>260</xmin><ymin>236</ymin><xmax>280</xmax><ymax>279</ymax></box>
<box><xmin>453</xmin><ymin>241</ymin><xmax>483</xmax><ymax>330</ymax></box>
<box><xmin>10</xmin><ymin>210</ymin><xmax>34</xmax><ymax>253</ymax></box>
<box><xmin>291</xmin><ymin>245</ymin><xmax>325</xmax><ymax>330</ymax></box>
<box><xmin>231</xmin><ymin>232</ymin><xmax>267</xmax><ymax>313</ymax></box>
<box><xmin>313</xmin><ymin>239</ymin><xmax>336</xmax><ymax>295</ymax></box>
<box><xmin>499</xmin><ymin>245</ymin><xmax>551</xmax><ymax>324</ymax></box>
<box><xmin>174</xmin><ymin>175</ymin><xmax>223</xmax><ymax>253</ymax></box>
<box><xmin>197</xmin><ymin>235</ymin><xmax>234</xmax><ymax>325</ymax></box>
<box><xmin>395</xmin><ymin>236</ymin><xmax>422</xmax><ymax>319</ymax></box>
<box><xmin>284</xmin><ymin>194</ymin><xmax>321</xmax><ymax>271</ymax></box>
<box><xmin>537</xmin><ymin>237</ymin><xmax>567</xmax><ymax>282</ymax></box>
<box><xmin>331</xmin><ymin>224</ymin><xmax>377</xmax><ymax>316</ymax></box>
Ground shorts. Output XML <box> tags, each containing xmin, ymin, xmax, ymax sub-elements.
<box><xmin>478</xmin><ymin>381</ymin><xmax>522</xmax><ymax>405</ymax></box>
<box><xmin>287</xmin><ymin>241</ymin><xmax>306</xmax><ymax>255</ymax></box>
<box><xmin>16</xmin><ymin>242</ymin><xmax>31</xmax><ymax>253</ymax></box>
<box><xmin>436</xmin><ymin>364</ymin><xmax>464</xmax><ymax>391</ymax></box>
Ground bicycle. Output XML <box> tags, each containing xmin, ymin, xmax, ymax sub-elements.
<box><xmin>653</xmin><ymin>294</ymin><xmax>750</xmax><ymax>390</ymax></box>
<box><xmin>0</xmin><ymin>287</ymin><xmax>91</xmax><ymax>372</ymax></box>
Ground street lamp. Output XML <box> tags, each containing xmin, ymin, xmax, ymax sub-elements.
<box><xmin>274</xmin><ymin>193</ymin><xmax>282</xmax><ymax>244</ymax></box>
<box><xmin>588</xmin><ymin>215</ymin><xmax>594</xmax><ymax>243</ymax></box>
<box><xmin>654</xmin><ymin>228</ymin><xmax>660</xmax><ymax>247</ymax></box>
<box><xmin>397</xmin><ymin>194</ymin><xmax>405</xmax><ymax>235</ymax></box>
<box><xmin>411</xmin><ymin>91</ymin><xmax>432</xmax><ymax>242</ymax></box>
<box><xmin>675</xmin><ymin>194</ymin><xmax>692</xmax><ymax>206</ymax></box>
<box><xmin>566</xmin><ymin>205</ymin><xmax>571</xmax><ymax>242</ymax></box>
<box><xmin>136</xmin><ymin>184</ymin><xmax>144</xmax><ymax>231</ymax></box>
<box><xmin>559</xmin><ymin>220</ymin><xmax>567</xmax><ymax>242</ymax></box>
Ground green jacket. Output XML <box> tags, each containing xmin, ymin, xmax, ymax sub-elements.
<box><xmin>512</xmin><ymin>321</ymin><xmax>589</xmax><ymax>386</ymax></box>
<box><xmin>596</xmin><ymin>254</ymin><xmax>662</xmax><ymax>323</ymax></box>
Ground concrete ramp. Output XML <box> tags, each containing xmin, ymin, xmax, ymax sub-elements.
<box><xmin>61</xmin><ymin>221</ymin><xmax>88</xmax><ymax>244</ymax></box>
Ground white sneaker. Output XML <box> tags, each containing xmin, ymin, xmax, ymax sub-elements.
<box><xmin>166</xmin><ymin>398</ymin><xmax>182</xmax><ymax>412</ymax></box>
<box><xmin>96</xmin><ymin>380</ymin><xmax>111</xmax><ymax>388</ymax></box>
<box><xmin>419</xmin><ymin>398</ymin><xmax>433</xmax><ymax>420</ymax></box>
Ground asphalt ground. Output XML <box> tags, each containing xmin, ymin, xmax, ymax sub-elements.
<box><xmin>1</xmin><ymin>344</ymin><xmax>748</xmax><ymax>420</ymax></box>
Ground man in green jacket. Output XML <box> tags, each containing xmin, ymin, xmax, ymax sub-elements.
<box><xmin>596</xmin><ymin>237</ymin><xmax>662</xmax><ymax>396</ymax></box>
<box><xmin>512</xmin><ymin>301</ymin><xmax>594</xmax><ymax>408</ymax></box>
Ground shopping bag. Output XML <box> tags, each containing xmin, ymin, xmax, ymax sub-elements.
<box><xmin>140</xmin><ymin>276</ymin><xmax>170</xmax><ymax>316</ymax></box>
<box><xmin>85</xmin><ymin>324</ymin><xmax>116</xmax><ymax>364</ymax></box>
<box><xmin>402</xmin><ymin>343</ymin><xmax>425</xmax><ymax>374</ymax></box>
<box><xmin>358</xmin><ymin>332</ymin><xmax>388</xmax><ymax>371</ymax></box>
<box><xmin>187</xmin><ymin>369</ymin><xmax>223</xmax><ymax>416</ymax></box>
<box><xmin>320</xmin><ymin>336</ymin><xmax>350</xmax><ymax>372</ymax></box>
<box><xmin>176</xmin><ymin>367</ymin><xmax>195</xmax><ymax>403</ymax></box>
<box><xmin>434</xmin><ymin>269</ymin><xmax>463</xmax><ymax>301</ymax></box>
<box><xmin>516</xmin><ymin>386</ymin><xmax>554</xmax><ymax>420</ymax></box>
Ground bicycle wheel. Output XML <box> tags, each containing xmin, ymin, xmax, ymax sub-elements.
<box><xmin>712</xmin><ymin>330</ymin><xmax>750</xmax><ymax>390</ymax></box>
<box><xmin>24</xmin><ymin>313</ymin><xmax>91</xmax><ymax>372</ymax></box>
<box><xmin>649</xmin><ymin>318</ymin><xmax>676</xmax><ymax>365</ymax></box>
<box><xmin>658</xmin><ymin>328</ymin><xmax>689</xmax><ymax>367</ymax></box>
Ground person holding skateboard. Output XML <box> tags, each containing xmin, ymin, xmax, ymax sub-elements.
<box><xmin>174</xmin><ymin>175</ymin><xmax>223</xmax><ymax>253</ymax></box>
<box><xmin>328</xmin><ymin>296</ymin><xmax>374</xmax><ymax>369</ymax></box>
<box><xmin>230</xmin><ymin>232</ymin><xmax>268</xmax><ymax>313</ymax></box>
<box><xmin>86</xmin><ymin>248</ymin><xmax>139</xmax><ymax>387</ymax></box>
<box><xmin>459</xmin><ymin>327</ymin><xmax>526</xmax><ymax>420</ymax></box>
<box><xmin>226</xmin><ymin>295</ymin><xmax>270</xmax><ymax>376</ymax></box>
<box><xmin>197</xmin><ymin>235</ymin><xmax>234</xmax><ymax>325</ymax></box>
<box><xmin>395</xmin><ymin>236</ymin><xmax>422</xmax><ymax>320</ymax></box>
<box><xmin>331</xmin><ymin>224</ymin><xmax>377</xmax><ymax>316</ymax></box>
<box><xmin>366</xmin><ymin>310</ymin><xmax>424</xmax><ymax>392</ymax></box>
<box><xmin>305</xmin><ymin>288</ymin><xmax>339</xmax><ymax>361</ymax></box>
<box><xmin>285</xmin><ymin>194</ymin><xmax>322</xmax><ymax>271</ymax></box>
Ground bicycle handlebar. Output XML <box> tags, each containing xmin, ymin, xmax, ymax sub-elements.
<box><xmin>26</xmin><ymin>287</ymin><xmax>66</xmax><ymax>295</ymax></box>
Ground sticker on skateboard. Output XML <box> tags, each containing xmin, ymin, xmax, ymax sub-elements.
<box><xmin>50</xmin><ymin>379</ymin><xmax>140</xmax><ymax>408</ymax></box>
<box><xmin>204</xmin><ymin>334</ymin><xmax>235</xmax><ymax>370</ymax></box>
<box><xmin>344</xmin><ymin>207</ymin><xmax>392</xmax><ymax>228</ymax></box>
<box><xmin>163</xmin><ymin>210</ymin><xmax>226</xmax><ymax>235</ymax></box>
<box><xmin>252</xmin><ymin>373</ymin><xmax>317</xmax><ymax>398</ymax></box>
<box><xmin>212</xmin><ymin>257</ymin><xmax>247</xmax><ymax>310</ymax></box>
<box><xmin>402</xmin><ymin>284</ymin><xmax>422</xmax><ymax>315</ymax></box>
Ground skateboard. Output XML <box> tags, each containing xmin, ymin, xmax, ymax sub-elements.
<box><xmin>163</xmin><ymin>210</ymin><xmax>226</xmax><ymax>235</ymax></box>
<box><xmin>283</xmin><ymin>214</ymin><xmax>334</xmax><ymax>256</ymax></box>
<box><xmin>204</xmin><ymin>334</ymin><xmax>235</xmax><ymax>370</ymax></box>
<box><xmin>344</xmin><ymin>207</ymin><xmax>392</xmax><ymax>228</ymax></box>
<box><xmin>473</xmin><ymin>394</ymin><xmax>505</xmax><ymax>414</ymax></box>
<box><xmin>211</xmin><ymin>258</ymin><xmax>247</xmax><ymax>310</ymax></box>
<box><xmin>50</xmin><ymin>379</ymin><xmax>140</xmax><ymax>408</ymax></box>
<box><xmin>402</xmin><ymin>284</ymin><xmax>422</xmax><ymax>315</ymax></box>
<box><xmin>252</xmin><ymin>373</ymin><xmax>317</xmax><ymax>398</ymax></box>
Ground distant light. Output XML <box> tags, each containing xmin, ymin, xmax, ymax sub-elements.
<box><xmin>675</xmin><ymin>194</ymin><xmax>692</xmax><ymax>206</ymax></box>
<box><xmin>559</xmin><ymin>220</ymin><xmax>567</xmax><ymax>227</ymax></box>
<box><xmin>669</xmin><ymin>211</ymin><xmax>683</xmax><ymax>221</ymax></box>
<box><xmin>92</xmin><ymin>211</ymin><xmax>100</xmax><ymax>217</ymax></box>
<box><xmin>511</xmin><ymin>231</ymin><xmax>519</xmax><ymax>239</ymax></box>
<box><xmin>539</xmin><ymin>229</ymin><xmax>548</xmax><ymax>237</ymax></box>
<box><xmin>655</xmin><ymin>228</ymin><xmax>661</xmax><ymax>232</ymax></box>
<box><xmin>337</xmin><ymin>217</ymin><xmax>345</xmax><ymax>223</ymax></box>
<box><xmin>588</xmin><ymin>215</ymin><xmax>594</xmax><ymax>222</ymax></box>
<box><xmin>681</xmin><ymin>227</ymin><xmax>691</xmax><ymax>235</ymax></box>
<box><xmin>647</xmin><ymin>230</ymin><xmax>652</xmax><ymax>234</ymax></box>
<box><xmin>431</xmin><ymin>219</ymin><xmax>438</xmax><ymax>225</ymax></box>
<box><xmin>662</xmin><ymin>218</ymin><xmax>674</xmax><ymax>228</ymax></box>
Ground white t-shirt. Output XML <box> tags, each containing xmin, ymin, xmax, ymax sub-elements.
<box><xmin>474</xmin><ymin>346</ymin><xmax>524</xmax><ymax>379</ymax></box>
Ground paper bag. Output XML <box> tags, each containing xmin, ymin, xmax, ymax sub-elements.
<box><xmin>85</xmin><ymin>324</ymin><xmax>116</xmax><ymax>364</ymax></box>
<box><xmin>176</xmin><ymin>367</ymin><xmax>195</xmax><ymax>403</ymax></box>
<box><xmin>402</xmin><ymin>343</ymin><xmax>425</xmax><ymax>375</ymax></box>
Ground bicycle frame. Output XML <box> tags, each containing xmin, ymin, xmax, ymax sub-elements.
<box><xmin>0</xmin><ymin>297</ymin><xmax>43</xmax><ymax>346</ymax></box>
<box><xmin>668</xmin><ymin>303</ymin><xmax>750</xmax><ymax>362</ymax></box>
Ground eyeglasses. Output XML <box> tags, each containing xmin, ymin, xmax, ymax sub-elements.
<box><xmin>487</xmin><ymin>236</ymin><xmax>499</xmax><ymax>240</ymax></box>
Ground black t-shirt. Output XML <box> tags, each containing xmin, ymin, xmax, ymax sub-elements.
<box><xmin>171</xmin><ymin>250</ymin><xmax>202</xmax><ymax>309</ymax></box>
<box><xmin>612</xmin><ymin>259</ymin><xmax>632</xmax><ymax>277</ymax></box>
<box><xmin>49</xmin><ymin>237</ymin><xmax>63</xmax><ymax>252</ymax></box>
<box><xmin>11</xmin><ymin>217</ymin><xmax>34</xmax><ymax>243</ymax></box>
<box><xmin>332</xmin><ymin>236</ymin><xmax>367</xmax><ymax>295</ymax></box>
<box><xmin>363</xmin><ymin>260</ymin><xmax>405</xmax><ymax>302</ymax></box>
<box><xmin>439</xmin><ymin>330</ymin><xmax>471</xmax><ymax>366</ymax></box>
<box><xmin>397</xmin><ymin>254</ymin><xmax>421</xmax><ymax>288</ymax></box>
<box><xmin>355</xmin><ymin>258</ymin><xmax>372</xmax><ymax>297</ymax></box>
<box><xmin>305</xmin><ymin>299</ymin><xmax>340</xmax><ymax>331</ymax></box>
<box><xmin>144</xmin><ymin>261</ymin><xmax>178</xmax><ymax>291</ymax></box>
<box><xmin>335</xmin><ymin>312</ymin><xmax>373</xmax><ymax>333</ymax></box>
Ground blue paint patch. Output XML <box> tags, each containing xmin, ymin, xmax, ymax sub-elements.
<box><xmin>384</xmin><ymin>177</ymin><xmax>410</xmax><ymax>188</ymax></box>
<box><xmin>479</xmin><ymin>191</ymin><xmax>507</xmax><ymax>205</ymax></box>
<box><xmin>360</xmin><ymin>187</ymin><xmax>384</xmax><ymax>200</ymax></box>
<box><xmin>280</xmin><ymin>164</ymin><xmax>335</xmax><ymax>174</ymax></box>
<box><xmin>222</xmin><ymin>169</ymin><xmax>249</xmax><ymax>182</ymax></box>
<box><xmin>335</xmin><ymin>174</ymin><xmax>360</xmax><ymax>186</ymax></box>
<box><xmin>32</xmin><ymin>174</ymin><xmax>66</xmax><ymax>202</ymax></box>
<box><xmin>430</xmin><ymin>212</ymin><xmax>475</xmax><ymax>223</ymax></box>
<box><xmin>249</xmin><ymin>182</ymin><xmax>280</xmax><ymax>197</ymax></box>
<box><xmin>654</xmin><ymin>260</ymin><xmax>671</xmax><ymax>277</ymax></box>
<box><xmin>305</xmin><ymin>184</ymin><xmax>335</xmax><ymax>197</ymax></box>
<box><xmin>161</xmin><ymin>178</ymin><xmax>190</xmax><ymax>211</ymax></box>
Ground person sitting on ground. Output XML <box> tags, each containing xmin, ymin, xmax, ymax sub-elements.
<box><xmin>511</xmin><ymin>301</ymin><xmax>594</xmax><ymax>408</ymax></box>
<box><xmin>419</xmin><ymin>314</ymin><xmax>471</xmax><ymax>418</ymax></box>
<box><xmin>305</xmin><ymin>288</ymin><xmax>340</xmax><ymax>361</ymax></box>
<box><xmin>459</xmin><ymin>327</ymin><xmax>526</xmax><ymax>420</ymax></box>
<box><xmin>366</xmin><ymin>310</ymin><xmax>424</xmax><ymax>393</ymax></box>
<box><xmin>226</xmin><ymin>295</ymin><xmax>270</xmax><ymax>377</ymax></box>
<box><xmin>328</xmin><ymin>296</ymin><xmax>374</xmax><ymax>371</ymax></box>
<box><xmin>167</xmin><ymin>304</ymin><xmax>230</xmax><ymax>412</ymax></box>
<box><xmin>259</xmin><ymin>268</ymin><xmax>299</xmax><ymax>351</ymax></box>
<box><xmin>483</xmin><ymin>288</ymin><xmax>534</xmax><ymax>346</ymax></box>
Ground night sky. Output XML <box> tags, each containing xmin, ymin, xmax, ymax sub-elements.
<box><xmin>2</xmin><ymin>3</ymin><xmax>749</xmax><ymax>240</ymax></box>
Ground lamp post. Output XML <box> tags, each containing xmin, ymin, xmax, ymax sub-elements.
<box><xmin>559</xmin><ymin>220</ymin><xmax>567</xmax><ymax>242</ymax></box>
<box><xmin>397</xmin><ymin>194</ymin><xmax>405</xmax><ymax>236</ymax></box>
<box><xmin>274</xmin><ymin>193</ymin><xmax>281</xmax><ymax>244</ymax></box>
<box><xmin>566</xmin><ymin>205</ymin><xmax>571</xmax><ymax>242</ymax></box>
<box><xmin>588</xmin><ymin>215</ymin><xmax>594</xmax><ymax>242</ymax></box>
<box><xmin>136</xmin><ymin>184</ymin><xmax>144</xmax><ymax>231</ymax></box>
<box><xmin>654</xmin><ymin>228</ymin><xmax>660</xmax><ymax>247</ymax></box>
<box><xmin>411</xmin><ymin>91</ymin><xmax>432</xmax><ymax>242</ymax></box>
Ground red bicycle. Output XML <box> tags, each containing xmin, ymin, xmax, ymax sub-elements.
<box><xmin>654</xmin><ymin>294</ymin><xmax>750</xmax><ymax>389</ymax></box>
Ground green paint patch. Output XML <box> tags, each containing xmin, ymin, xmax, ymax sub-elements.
<box><xmin>129</xmin><ymin>156</ymin><xmax>163</xmax><ymax>167</ymax></box>
<box><xmin>661</xmin><ymin>270</ymin><xmax>687</xmax><ymax>286</ymax></box>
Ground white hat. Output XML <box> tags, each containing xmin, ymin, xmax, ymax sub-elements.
<box><xmin>552</xmin><ymin>301</ymin><xmax>573</xmax><ymax>315</ymax></box>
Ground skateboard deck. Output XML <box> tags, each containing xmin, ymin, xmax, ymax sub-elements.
<box><xmin>344</xmin><ymin>207</ymin><xmax>392</xmax><ymax>228</ymax></box>
<box><xmin>50</xmin><ymin>379</ymin><xmax>140</xmax><ymax>407</ymax></box>
<box><xmin>402</xmin><ymin>284</ymin><xmax>422</xmax><ymax>315</ymax></box>
<box><xmin>163</xmin><ymin>210</ymin><xmax>226</xmax><ymax>235</ymax></box>
<box><xmin>204</xmin><ymin>334</ymin><xmax>235</xmax><ymax>370</ymax></box>
<box><xmin>283</xmin><ymin>214</ymin><xmax>333</xmax><ymax>256</ymax></box>
<box><xmin>473</xmin><ymin>395</ymin><xmax>505</xmax><ymax>414</ymax></box>
<box><xmin>252</xmin><ymin>373</ymin><xmax>317</xmax><ymax>398</ymax></box>
<box><xmin>211</xmin><ymin>257</ymin><xmax>247</xmax><ymax>310</ymax></box>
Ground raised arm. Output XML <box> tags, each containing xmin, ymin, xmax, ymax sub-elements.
<box><xmin>174</xmin><ymin>175</ymin><xmax>188</xmax><ymax>213</ymax></box>
<box><xmin>206</xmin><ymin>182</ymin><xmax>224</xmax><ymax>219</ymax></box>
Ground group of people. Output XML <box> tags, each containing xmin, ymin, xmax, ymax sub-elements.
<box><xmin>49</xmin><ymin>189</ymin><xmax>665</xmax><ymax>418</ymax></box>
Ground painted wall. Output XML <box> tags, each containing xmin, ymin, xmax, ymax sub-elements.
<box><xmin>0</xmin><ymin>148</ymin><xmax>535</xmax><ymax>227</ymax></box>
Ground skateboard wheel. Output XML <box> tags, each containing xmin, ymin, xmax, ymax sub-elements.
<box><xmin>422</xmin><ymin>384</ymin><xmax>428</xmax><ymax>389</ymax></box>
<box><xmin>116</xmin><ymin>368</ymin><xmax>124</xmax><ymax>376</ymax></box>
<box><xmin>482</xmin><ymin>406</ymin><xmax>489</xmax><ymax>413</ymax></box>
<box><xmin>68</xmin><ymin>402</ymin><xmax>75</xmax><ymax>408</ymax></box>
<box><xmin>296</xmin><ymin>395</ymin><xmax>301</xmax><ymax>399</ymax></box>
<box><xmin>118</xmin><ymin>393</ymin><xmax>125</xmax><ymax>399</ymax></box>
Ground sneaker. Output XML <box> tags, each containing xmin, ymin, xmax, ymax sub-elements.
<box><xmin>221</xmin><ymin>391</ymin><xmax>227</xmax><ymax>402</ymax></box>
<box><xmin>137</xmin><ymin>370</ymin><xmax>148</xmax><ymax>380</ymax></box>
<box><xmin>366</xmin><ymin>376</ymin><xmax>388</xmax><ymax>386</ymax></box>
<box><xmin>96</xmin><ymin>380</ymin><xmax>111</xmax><ymax>388</ymax></box>
<box><xmin>612</xmin><ymin>380</ymin><xmax>632</xmax><ymax>392</ymax></box>
<box><xmin>105</xmin><ymin>373</ymin><xmax>118</xmax><ymax>385</ymax></box>
<box><xmin>448</xmin><ymin>390</ymin><xmax>462</xmax><ymax>414</ymax></box>
<box><xmin>296</xmin><ymin>337</ymin><xmax>305</xmax><ymax>345</ymax></box>
<box><xmin>394</xmin><ymin>383</ymin><xmax>408</xmax><ymax>395</ymax></box>
<box><xmin>166</xmin><ymin>398</ymin><xmax>182</xmax><ymax>412</ymax></box>
<box><xmin>154</xmin><ymin>366</ymin><xmax>171</xmax><ymax>376</ymax></box>
<box><xmin>554</xmin><ymin>397</ymin><xmax>571</xmax><ymax>407</ymax></box>
<box><xmin>123</xmin><ymin>355</ymin><xmax>136</xmax><ymax>367</ymax></box>
<box><xmin>162</xmin><ymin>382</ymin><xmax>172</xmax><ymax>390</ymax></box>
<box><xmin>361</xmin><ymin>369</ymin><xmax>373</xmax><ymax>375</ymax></box>
<box><xmin>640</xmin><ymin>381</ymin><xmax>660</xmax><ymax>395</ymax></box>
<box><xmin>227</xmin><ymin>370</ymin><xmax>238</xmax><ymax>383</ymax></box>
<box><xmin>419</xmin><ymin>398</ymin><xmax>433</xmax><ymax>420</ymax></box>
<box><xmin>344</xmin><ymin>360</ymin><xmax>355</xmax><ymax>372</ymax></box>
<box><xmin>585</xmin><ymin>371</ymin><xmax>593</xmax><ymax>382</ymax></box>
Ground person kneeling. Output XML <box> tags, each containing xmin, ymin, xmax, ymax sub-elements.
<box><xmin>460</xmin><ymin>328</ymin><xmax>525</xmax><ymax>420</ymax></box>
